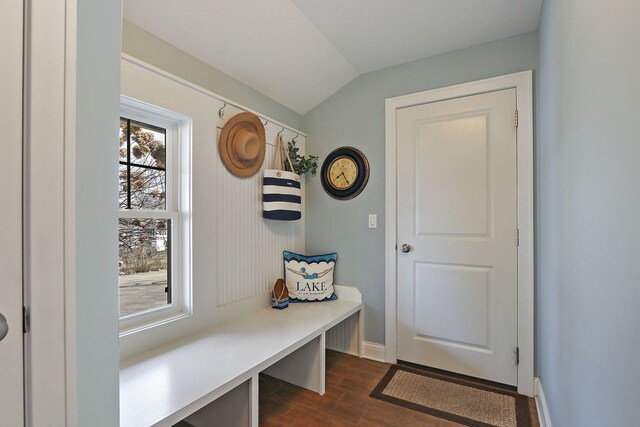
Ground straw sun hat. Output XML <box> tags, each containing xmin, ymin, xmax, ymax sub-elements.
<box><xmin>218</xmin><ymin>112</ymin><xmax>266</xmax><ymax>178</ymax></box>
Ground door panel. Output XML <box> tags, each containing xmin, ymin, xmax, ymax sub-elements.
<box><xmin>0</xmin><ymin>0</ymin><xmax>24</xmax><ymax>425</ymax></box>
<box><xmin>397</xmin><ymin>89</ymin><xmax>517</xmax><ymax>386</ymax></box>
<box><xmin>415</xmin><ymin>114</ymin><xmax>489</xmax><ymax>236</ymax></box>
<box><xmin>414</xmin><ymin>263</ymin><xmax>490</xmax><ymax>348</ymax></box>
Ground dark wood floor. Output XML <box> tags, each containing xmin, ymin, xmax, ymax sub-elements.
<box><xmin>259</xmin><ymin>350</ymin><xmax>539</xmax><ymax>426</ymax></box>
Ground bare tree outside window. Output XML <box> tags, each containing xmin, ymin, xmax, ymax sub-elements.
<box><xmin>119</xmin><ymin>118</ymin><xmax>171</xmax><ymax>317</ymax></box>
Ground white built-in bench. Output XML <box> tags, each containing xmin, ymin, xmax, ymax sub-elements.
<box><xmin>120</xmin><ymin>285</ymin><xmax>363</xmax><ymax>427</ymax></box>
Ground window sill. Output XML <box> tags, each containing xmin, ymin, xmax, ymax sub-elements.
<box><xmin>119</xmin><ymin>309</ymin><xmax>192</xmax><ymax>338</ymax></box>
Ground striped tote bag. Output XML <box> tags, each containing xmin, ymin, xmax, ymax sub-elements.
<box><xmin>263</xmin><ymin>136</ymin><xmax>302</xmax><ymax>221</ymax></box>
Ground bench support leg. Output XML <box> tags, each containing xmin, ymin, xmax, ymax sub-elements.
<box><xmin>263</xmin><ymin>334</ymin><xmax>326</xmax><ymax>395</ymax></box>
<box><xmin>250</xmin><ymin>373</ymin><xmax>259</xmax><ymax>427</ymax></box>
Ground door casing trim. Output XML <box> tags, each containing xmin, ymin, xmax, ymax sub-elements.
<box><xmin>384</xmin><ymin>71</ymin><xmax>534</xmax><ymax>396</ymax></box>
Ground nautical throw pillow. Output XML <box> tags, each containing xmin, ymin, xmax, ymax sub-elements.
<box><xmin>283</xmin><ymin>251</ymin><xmax>338</xmax><ymax>302</ymax></box>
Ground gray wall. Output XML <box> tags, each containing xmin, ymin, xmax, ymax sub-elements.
<box><xmin>536</xmin><ymin>1</ymin><xmax>640</xmax><ymax>425</ymax></box>
<box><xmin>303</xmin><ymin>32</ymin><xmax>538</xmax><ymax>344</ymax></box>
<box><xmin>122</xmin><ymin>21</ymin><xmax>303</xmax><ymax>130</ymax></box>
<box><xmin>75</xmin><ymin>0</ymin><xmax>121</xmax><ymax>425</ymax></box>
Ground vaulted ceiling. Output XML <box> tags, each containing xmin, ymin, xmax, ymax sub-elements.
<box><xmin>123</xmin><ymin>0</ymin><xmax>542</xmax><ymax>115</ymax></box>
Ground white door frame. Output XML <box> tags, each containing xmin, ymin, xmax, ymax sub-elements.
<box><xmin>384</xmin><ymin>71</ymin><xmax>534</xmax><ymax>396</ymax></box>
<box><xmin>0</xmin><ymin>0</ymin><xmax>25</xmax><ymax>424</ymax></box>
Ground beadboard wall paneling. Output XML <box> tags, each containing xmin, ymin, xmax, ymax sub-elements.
<box><xmin>326</xmin><ymin>312</ymin><xmax>360</xmax><ymax>356</ymax></box>
<box><xmin>216</xmin><ymin>131</ymin><xmax>305</xmax><ymax>306</ymax></box>
<box><xmin>120</xmin><ymin>57</ymin><xmax>305</xmax><ymax>359</ymax></box>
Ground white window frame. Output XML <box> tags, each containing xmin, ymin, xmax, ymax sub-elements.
<box><xmin>119</xmin><ymin>96</ymin><xmax>192</xmax><ymax>335</ymax></box>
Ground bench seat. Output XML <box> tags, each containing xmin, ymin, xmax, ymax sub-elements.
<box><xmin>120</xmin><ymin>286</ymin><xmax>362</xmax><ymax>427</ymax></box>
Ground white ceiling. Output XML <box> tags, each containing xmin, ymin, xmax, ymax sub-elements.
<box><xmin>124</xmin><ymin>0</ymin><xmax>542</xmax><ymax>115</ymax></box>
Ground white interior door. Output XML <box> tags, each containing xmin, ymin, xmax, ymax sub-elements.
<box><xmin>396</xmin><ymin>88</ymin><xmax>518</xmax><ymax>386</ymax></box>
<box><xmin>0</xmin><ymin>0</ymin><xmax>25</xmax><ymax>425</ymax></box>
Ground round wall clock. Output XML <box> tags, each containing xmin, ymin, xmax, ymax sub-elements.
<box><xmin>320</xmin><ymin>147</ymin><xmax>370</xmax><ymax>200</ymax></box>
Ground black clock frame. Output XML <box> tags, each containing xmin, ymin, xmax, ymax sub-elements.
<box><xmin>321</xmin><ymin>147</ymin><xmax>370</xmax><ymax>200</ymax></box>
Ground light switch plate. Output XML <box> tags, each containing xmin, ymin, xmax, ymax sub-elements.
<box><xmin>368</xmin><ymin>214</ymin><xmax>377</xmax><ymax>229</ymax></box>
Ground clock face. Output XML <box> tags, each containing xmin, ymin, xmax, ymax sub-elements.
<box><xmin>328</xmin><ymin>156</ymin><xmax>358</xmax><ymax>190</ymax></box>
<box><xmin>320</xmin><ymin>147</ymin><xmax>370</xmax><ymax>200</ymax></box>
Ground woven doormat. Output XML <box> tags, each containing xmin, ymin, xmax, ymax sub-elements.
<box><xmin>370</xmin><ymin>365</ymin><xmax>531</xmax><ymax>427</ymax></box>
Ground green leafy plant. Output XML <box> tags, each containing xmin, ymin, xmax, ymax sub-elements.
<box><xmin>287</xmin><ymin>140</ymin><xmax>319</xmax><ymax>176</ymax></box>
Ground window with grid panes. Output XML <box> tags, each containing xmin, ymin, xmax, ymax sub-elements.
<box><xmin>118</xmin><ymin>99</ymin><xmax>190</xmax><ymax>329</ymax></box>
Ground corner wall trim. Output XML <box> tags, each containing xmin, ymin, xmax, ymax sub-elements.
<box><xmin>535</xmin><ymin>377</ymin><xmax>553</xmax><ymax>427</ymax></box>
<box><xmin>362</xmin><ymin>342</ymin><xmax>386</xmax><ymax>363</ymax></box>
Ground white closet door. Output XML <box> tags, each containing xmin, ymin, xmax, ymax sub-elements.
<box><xmin>396</xmin><ymin>88</ymin><xmax>518</xmax><ymax>385</ymax></box>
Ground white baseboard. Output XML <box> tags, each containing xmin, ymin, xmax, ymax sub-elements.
<box><xmin>362</xmin><ymin>341</ymin><xmax>386</xmax><ymax>362</ymax></box>
<box><xmin>535</xmin><ymin>377</ymin><xmax>553</xmax><ymax>427</ymax></box>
